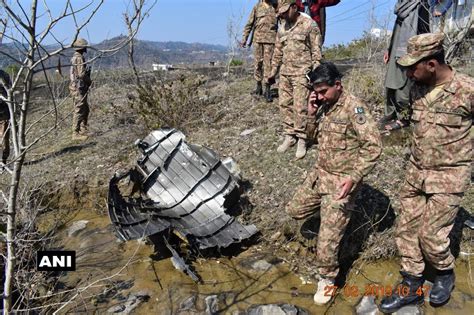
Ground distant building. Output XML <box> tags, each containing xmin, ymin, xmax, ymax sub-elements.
<box><xmin>369</xmin><ymin>28</ymin><xmax>392</xmax><ymax>38</ymax></box>
<box><xmin>152</xmin><ymin>64</ymin><xmax>173</xmax><ymax>71</ymax></box>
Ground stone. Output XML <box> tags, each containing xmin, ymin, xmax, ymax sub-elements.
<box><xmin>355</xmin><ymin>296</ymin><xmax>380</xmax><ymax>315</ymax></box>
<box><xmin>270</xmin><ymin>231</ymin><xmax>282</xmax><ymax>241</ymax></box>
<box><xmin>394</xmin><ymin>305</ymin><xmax>422</xmax><ymax>315</ymax></box>
<box><xmin>179</xmin><ymin>294</ymin><xmax>197</xmax><ymax>312</ymax></box>
<box><xmin>240</xmin><ymin>128</ymin><xmax>256</xmax><ymax>137</ymax></box>
<box><xmin>250</xmin><ymin>260</ymin><xmax>273</xmax><ymax>271</ymax></box>
<box><xmin>107</xmin><ymin>304</ymin><xmax>125</xmax><ymax>313</ymax></box>
<box><xmin>205</xmin><ymin>295</ymin><xmax>219</xmax><ymax>315</ymax></box>
<box><xmin>247</xmin><ymin>304</ymin><xmax>308</xmax><ymax>315</ymax></box>
<box><xmin>107</xmin><ymin>291</ymin><xmax>150</xmax><ymax>314</ymax></box>
<box><xmin>67</xmin><ymin>220</ymin><xmax>89</xmax><ymax>237</ymax></box>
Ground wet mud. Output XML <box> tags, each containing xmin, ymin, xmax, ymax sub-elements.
<box><xmin>41</xmin><ymin>208</ymin><xmax>473</xmax><ymax>314</ymax></box>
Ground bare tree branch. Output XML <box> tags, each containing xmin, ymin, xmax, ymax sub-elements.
<box><xmin>0</xmin><ymin>0</ymin><xmax>154</xmax><ymax>312</ymax></box>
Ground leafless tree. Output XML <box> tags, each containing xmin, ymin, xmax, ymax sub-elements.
<box><xmin>125</xmin><ymin>0</ymin><xmax>157</xmax><ymax>87</ymax></box>
<box><xmin>442</xmin><ymin>4</ymin><xmax>474</xmax><ymax>63</ymax></box>
<box><xmin>362</xmin><ymin>0</ymin><xmax>393</xmax><ymax>62</ymax></box>
<box><xmin>0</xmin><ymin>0</ymin><xmax>153</xmax><ymax>312</ymax></box>
<box><xmin>226</xmin><ymin>6</ymin><xmax>246</xmax><ymax>75</ymax></box>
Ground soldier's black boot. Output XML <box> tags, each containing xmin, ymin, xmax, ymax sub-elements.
<box><xmin>264</xmin><ymin>83</ymin><xmax>273</xmax><ymax>102</ymax></box>
<box><xmin>430</xmin><ymin>269</ymin><xmax>455</xmax><ymax>305</ymax></box>
<box><xmin>379</xmin><ymin>272</ymin><xmax>424</xmax><ymax>313</ymax></box>
<box><xmin>252</xmin><ymin>81</ymin><xmax>263</xmax><ymax>96</ymax></box>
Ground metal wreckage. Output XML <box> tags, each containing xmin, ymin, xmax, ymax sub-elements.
<box><xmin>108</xmin><ymin>128</ymin><xmax>258</xmax><ymax>281</ymax></box>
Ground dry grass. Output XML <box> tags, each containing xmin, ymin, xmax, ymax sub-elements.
<box><xmin>2</xmin><ymin>62</ymin><xmax>472</xmax><ymax>310</ymax></box>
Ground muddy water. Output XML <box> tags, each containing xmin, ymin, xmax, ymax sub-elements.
<box><xmin>42</xmin><ymin>209</ymin><xmax>473</xmax><ymax>314</ymax></box>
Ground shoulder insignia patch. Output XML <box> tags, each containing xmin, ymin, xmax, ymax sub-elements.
<box><xmin>355</xmin><ymin>114</ymin><xmax>366</xmax><ymax>125</ymax></box>
<box><xmin>355</xmin><ymin>107</ymin><xmax>365</xmax><ymax>114</ymax></box>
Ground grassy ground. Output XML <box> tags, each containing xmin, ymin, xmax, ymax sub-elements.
<box><xmin>16</xmin><ymin>63</ymin><xmax>474</xmax><ymax>262</ymax></box>
<box><xmin>2</xmin><ymin>62</ymin><xmax>473</xmax><ymax>312</ymax></box>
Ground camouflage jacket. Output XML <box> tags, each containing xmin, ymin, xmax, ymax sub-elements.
<box><xmin>405</xmin><ymin>70</ymin><xmax>473</xmax><ymax>193</ymax></box>
<box><xmin>270</xmin><ymin>13</ymin><xmax>321</xmax><ymax>76</ymax></box>
<box><xmin>241</xmin><ymin>1</ymin><xmax>277</xmax><ymax>45</ymax></box>
<box><xmin>315</xmin><ymin>92</ymin><xmax>382</xmax><ymax>193</ymax></box>
<box><xmin>69</xmin><ymin>52</ymin><xmax>91</xmax><ymax>93</ymax></box>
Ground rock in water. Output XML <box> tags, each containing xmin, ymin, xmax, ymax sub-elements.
<box><xmin>68</xmin><ymin>220</ymin><xmax>89</xmax><ymax>237</ymax></box>
<box><xmin>205</xmin><ymin>295</ymin><xmax>219</xmax><ymax>315</ymax></box>
<box><xmin>107</xmin><ymin>291</ymin><xmax>150</xmax><ymax>314</ymax></box>
<box><xmin>179</xmin><ymin>294</ymin><xmax>197</xmax><ymax>312</ymax></box>
<box><xmin>247</xmin><ymin>304</ymin><xmax>309</xmax><ymax>315</ymax></box>
<box><xmin>355</xmin><ymin>296</ymin><xmax>380</xmax><ymax>315</ymax></box>
<box><xmin>250</xmin><ymin>260</ymin><xmax>273</xmax><ymax>271</ymax></box>
<box><xmin>394</xmin><ymin>305</ymin><xmax>422</xmax><ymax>315</ymax></box>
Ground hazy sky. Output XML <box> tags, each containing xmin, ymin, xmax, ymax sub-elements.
<box><xmin>5</xmin><ymin>0</ymin><xmax>398</xmax><ymax>47</ymax></box>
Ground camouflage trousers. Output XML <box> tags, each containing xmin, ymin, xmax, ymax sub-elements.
<box><xmin>71</xmin><ymin>89</ymin><xmax>90</xmax><ymax>134</ymax></box>
<box><xmin>0</xmin><ymin>118</ymin><xmax>10</xmax><ymax>164</ymax></box>
<box><xmin>396</xmin><ymin>180</ymin><xmax>463</xmax><ymax>276</ymax></box>
<box><xmin>253</xmin><ymin>43</ymin><xmax>274</xmax><ymax>83</ymax></box>
<box><xmin>278</xmin><ymin>74</ymin><xmax>311</xmax><ymax>139</ymax></box>
<box><xmin>286</xmin><ymin>167</ymin><xmax>357</xmax><ymax>279</ymax></box>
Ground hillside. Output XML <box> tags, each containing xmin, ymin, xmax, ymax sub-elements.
<box><xmin>0</xmin><ymin>36</ymin><xmax>235</xmax><ymax>70</ymax></box>
<box><xmin>3</xmin><ymin>62</ymin><xmax>472</xmax><ymax>313</ymax></box>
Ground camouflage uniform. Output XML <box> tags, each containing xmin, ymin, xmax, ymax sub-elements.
<box><xmin>270</xmin><ymin>12</ymin><xmax>321</xmax><ymax>140</ymax></box>
<box><xmin>69</xmin><ymin>51</ymin><xmax>91</xmax><ymax>135</ymax></box>
<box><xmin>286</xmin><ymin>93</ymin><xmax>382</xmax><ymax>278</ymax></box>
<box><xmin>241</xmin><ymin>1</ymin><xmax>277</xmax><ymax>82</ymax></box>
<box><xmin>0</xmin><ymin>70</ymin><xmax>11</xmax><ymax>164</ymax></box>
<box><xmin>394</xmin><ymin>35</ymin><xmax>473</xmax><ymax>275</ymax></box>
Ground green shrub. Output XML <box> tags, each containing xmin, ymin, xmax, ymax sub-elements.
<box><xmin>324</xmin><ymin>32</ymin><xmax>388</xmax><ymax>61</ymax></box>
<box><xmin>5</xmin><ymin>63</ymin><xmax>20</xmax><ymax>78</ymax></box>
<box><xmin>229</xmin><ymin>59</ymin><xmax>243</xmax><ymax>67</ymax></box>
<box><xmin>345</xmin><ymin>64</ymin><xmax>385</xmax><ymax>107</ymax></box>
<box><xmin>132</xmin><ymin>74</ymin><xmax>207</xmax><ymax>132</ymax></box>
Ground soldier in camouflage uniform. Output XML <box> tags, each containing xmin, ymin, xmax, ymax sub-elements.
<box><xmin>380</xmin><ymin>33</ymin><xmax>473</xmax><ymax>313</ymax></box>
<box><xmin>267</xmin><ymin>0</ymin><xmax>322</xmax><ymax>159</ymax></box>
<box><xmin>286</xmin><ymin>62</ymin><xmax>382</xmax><ymax>305</ymax></box>
<box><xmin>0</xmin><ymin>69</ymin><xmax>11</xmax><ymax>166</ymax></box>
<box><xmin>240</xmin><ymin>0</ymin><xmax>277</xmax><ymax>102</ymax></box>
<box><xmin>70</xmin><ymin>38</ymin><xmax>92</xmax><ymax>141</ymax></box>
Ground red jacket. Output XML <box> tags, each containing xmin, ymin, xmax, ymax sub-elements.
<box><xmin>296</xmin><ymin>0</ymin><xmax>340</xmax><ymax>31</ymax></box>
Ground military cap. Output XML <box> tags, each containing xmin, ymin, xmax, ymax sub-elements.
<box><xmin>278</xmin><ymin>0</ymin><xmax>296</xmax><ymax>14</ymax></box>
<box><xmin>397</xmin><ymin>33</ymin><xmax>445</xmax><ymax>67</ymax></box>
<box><xmin>72</xmin><ymin>38</ymin><xmax>88</xmax><ymax>51</ymax></box>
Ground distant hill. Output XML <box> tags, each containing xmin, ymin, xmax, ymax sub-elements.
<box><xmin>0</xmin><ymin>36</ymin><xmax>233</xmax><ymax>70</ymax></box>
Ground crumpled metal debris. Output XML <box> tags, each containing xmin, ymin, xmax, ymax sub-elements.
<box><xmin>108</xmin><ymin>128</ymin><xmax>258</xmax><ymax>251</ymax></box>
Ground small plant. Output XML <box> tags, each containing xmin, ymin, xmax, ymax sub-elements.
<box><xmin>132</xmin><ymin>74</ymin><xmax>208</xmax><ymax>132</ymax></box>
<box><xmin>345</xmin><ymin>64</ymin><xmax>385</xmax><ymax>107</ymax></box>
<box><xmin>229</xmin><ymin>59</ymin><xmax>243</xmax><ymax>67</ymax></box>
<box><xmin>5</xmin><ymin>63</ymin><xmax>20</xmax><ymax>78</ymax></box>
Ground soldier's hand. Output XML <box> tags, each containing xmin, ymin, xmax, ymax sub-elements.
<box><xmin>308</xmin><ymin>91</ymin><xmax>319</xmax><ymax>115</ymax></box>
<box><xmin>383</xmin><ymin>51</ymin><xmax>389</xmax><ymax>64</ymax></box>
<box><xmin>337</xmin><ymin>178</ymin><xmax>354</xmax><ymax>200</ymax></box>
<box><xmin>239</xmin><ymin>41</ymin><xmax>247</xmax><ymax>48</ymax></box>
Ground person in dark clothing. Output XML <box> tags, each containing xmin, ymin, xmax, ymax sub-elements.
<box><xmin>295</xmin><ymin>0</ymin><xmax>341</xmax><ymax>45</ymax></box>
<box><xmin>380</xmin><ymin>0</ymin><xmax>430</xmax><ymax>131</ymax></box>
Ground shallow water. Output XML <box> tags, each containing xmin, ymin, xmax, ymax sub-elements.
<box><xmin>43</xmin><ymin>209</ymin><xmax>473</xmax><ymax>314</ymax></box>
